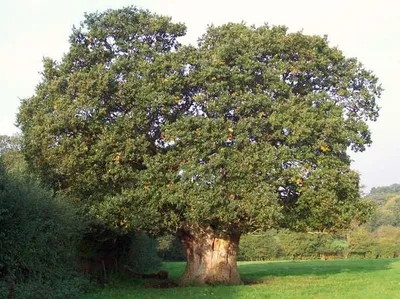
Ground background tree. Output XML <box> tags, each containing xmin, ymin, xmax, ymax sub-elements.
<box><xmin>373</xmin><ymin>225</ymin><xmax>400</xmax><ymax>258</ymax></box>
<box><xmin>365</xmin><ymin>184</ymin><xmax>400</xmax><ymax>206</ymax></box>
<box><xmin>367</xmin><ymin>195</ymin><xmax>400</xmax><ymax>230</ymax></box>
<box><xmin>18</xmin><ymin>7</ymin><xmax>381</xmax><ymax>285</ymax></box>
<box><xmin>348</xmin><ymin>227</ymin><xmax>377</xmax><ymax>258</ymax></box>
<box><xmin>0</xmin><ymin>135</ymin><xmax>27</xmax><ymax>174</ymax></box>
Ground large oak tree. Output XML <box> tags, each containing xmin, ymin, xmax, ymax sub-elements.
<box><xmin>18</xmin><ymin>7</ymin><xmax>381</xmax><ymax>285</ymax></box>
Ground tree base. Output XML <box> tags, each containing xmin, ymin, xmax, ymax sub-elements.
<box><xmin>179</xmin><ymin>227</ymin><xmax>241</xmax><ymax>285</ymax></box>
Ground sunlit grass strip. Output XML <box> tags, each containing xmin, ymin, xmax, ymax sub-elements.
<box><xmin>82</xmin><ymin>259</ymin><xmax>400</xmax><ymax>299</ymax></box>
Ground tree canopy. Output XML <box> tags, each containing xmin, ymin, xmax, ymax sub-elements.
<box><xmin>17</xmin><ymin>6</ymin><xmax>381</xmax><ymax>284</ymax></box>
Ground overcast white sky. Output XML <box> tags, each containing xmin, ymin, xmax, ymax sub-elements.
<box><xmin>1</xmin><ymin>0</ymin><xmax>399</xmax><ymax>192</ymax></box>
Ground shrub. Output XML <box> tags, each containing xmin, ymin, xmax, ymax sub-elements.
<box><xmin>373</xmin><ymin>226</ymin><xmax>400</xmax><ymax>258</ymax></box>
<box><xmin>238</xmin><ymin>231</ymin><xmax>281</xmax><ymax>261</ymax></box>
<box><xmin>348</xmin><ymin>227</ymin><xmax>377</xmax><ymax>258</ymax></box>
<box><xmin>0</xmin><ymin>161</ymin><xmax>88</xmax><ymax>298</ymax></box>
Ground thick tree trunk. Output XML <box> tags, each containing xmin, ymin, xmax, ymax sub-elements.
<box><xmin>179</xmin><ymin>227</ymin><xmax>241</xmax><ymax>286</ymax></box>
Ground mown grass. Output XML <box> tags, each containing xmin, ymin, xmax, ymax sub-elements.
<box><xmin>82</xmin><ymin>258</ymin><xmax>400</xmax><ymax>299</ymax></box>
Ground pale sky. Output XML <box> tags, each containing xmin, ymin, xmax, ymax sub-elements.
<box><xmin>1</xmin><ymin>0</ymin><xmax>399</xmax><ymax>192</ymax></box>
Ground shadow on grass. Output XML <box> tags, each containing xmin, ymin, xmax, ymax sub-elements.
<box><xmin>238</xmin><ymin>258</ymin><xmax>398</xmax><ymax>281</ymax></box>
<box><xmin>81</xmin><ymin>259</ymin><xmax>400</xmax><ymax>299</ymax></box>
<box><xmin>157</xmin><ymin>259</ymin><xmax>398</xmax><ymax>286</ymax></box>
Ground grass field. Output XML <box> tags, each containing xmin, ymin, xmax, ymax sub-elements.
<box><xmin>82</xmin><ymin>259</ymin><xmax>400</xmax><ymax>299</ymax></box>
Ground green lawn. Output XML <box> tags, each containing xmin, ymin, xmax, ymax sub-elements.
<box><xmin>82</xmin><ymin>259</ymin><xmax>400</xmax><ymax>299</ymax></box>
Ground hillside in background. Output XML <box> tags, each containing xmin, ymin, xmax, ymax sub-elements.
<box><xmin>365</xmin><ymin>184</ymin><xmax>400</xmax><ymax>206</ymax></box>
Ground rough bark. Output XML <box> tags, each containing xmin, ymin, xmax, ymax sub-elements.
<box><xmin>179</xmin><ymin>226</ymin><xmax>241</xmax><ymax>285</ymax></box>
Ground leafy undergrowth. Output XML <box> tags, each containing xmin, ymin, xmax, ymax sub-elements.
<box><xmin>81</xmin><ymin>259</ymin><xmax>400</xmax><ymax>299</ymax></box>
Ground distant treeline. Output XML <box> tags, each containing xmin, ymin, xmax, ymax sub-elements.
<box><xmin>370</xmin><ymin>184</ymin><xmax>400</xmax><ymax>195</ymax></box>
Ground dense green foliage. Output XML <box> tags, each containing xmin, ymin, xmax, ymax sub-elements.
<box><xmin>18</xmin><ymin>6</ymin><xmax>381</xmax><ymax>247</ymax></box>
<box><xmin>240</xmin><ymin>230</ymin><xmax>334</xmax><ymax>261</ymax></box>
<box><xmin>17</xmin><ymin>9</ymin><xmax>187</xmax><ymax>278</ymax></box>
<box><xmin>0</xmin><ymin>138</ymin><xmax>89</xmax><ymax>298</ymax></box>
<box><xmin>0</xmin><ymin>135</ymin><xmax>27</xmax><ymax>175</ymax></box>
<box><xmin>82</xmin><ymin>259</ymin><xmax>400</xmax><ymax>299</ymax></box>
<box><xmin>238</xmin><ymin>232</ymin><xmax>281</xmax><ymax>261</ymax></box>
<box><xmin>18</xmin><ymin>7</ymin><xmax>186</xmax><ymax>205</ymax></box>
<box><xmin>368</xmin><ymin>194</ymin><xmax>400</xmax><ymax>229</ymax></box>
<box><xmin>239</xmin><ymin>228</ymin><xmax>398</xmax><ymax>261</ymax></box>
<box><xmin>0</xmin><ymin>135</ymin><xmax>163</xmax><ymax>297</ymax></box>
<box><xmin>351</xmin><ymin>193</ymin><xmax>400</xmax><ymax>258</ymax></box>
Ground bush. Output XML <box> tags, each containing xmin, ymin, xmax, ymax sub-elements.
<box><xmin>328</xmin><ymin>239</ymin><xmax>350</xmax><ymax>258</ymax></box>
<box><xmin>238</xmin><ymin>230</ymin><xmax>350</xmax><ymax>261</ymax></box>
<box><xmin>238</xmin><ymin>231</ymin><xmax>281</xmax><ymax>261</ymax></box>
<box><xmin>348</xmin><ymin>227</ymin><xmax>377</xmax><ymax>258</ymax></box>
<box><xmin>0</xmin><ymin>161</ymin><xmax>89</xmax><ymax>298</ymax></box>
<box><xmin>0</xmin><ymin>276</ymin><xmax>89</xmax><ymax>299</ymax></box>
<box><xmin>373</xmin><ymin>226</ymin><xmax>400</xmax><ymax>258</ymax></box>
<box><xmin>277</xmin><ymin>230</ymin><xmax>327</xmax><ymax>260</ymax></box>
